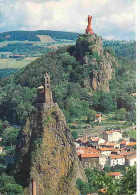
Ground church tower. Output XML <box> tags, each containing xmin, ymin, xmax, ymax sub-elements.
<box><xmin>44</xmin><ymin>72</ymin><xmax>53</xmax><ymax>104</ymax></box>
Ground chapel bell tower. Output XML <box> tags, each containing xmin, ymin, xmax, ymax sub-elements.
<box><xmin>44</xmin><ymin>72</ymin><xmax>53</xmax><ymax>104</ymax></box>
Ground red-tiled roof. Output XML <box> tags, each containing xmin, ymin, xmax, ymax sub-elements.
<box><xmin>99</xmin><ymin>147</ymin><xmax>114</xmax><ymax>151</ymax></box>
<box><xmin>107</xmin><ymin>172</ymin><xmax>122</xmax><ymax>177</ymax></box>
<box><xmin>98</xmin><ymin>187</ymin><xmax>108</xmax><ymax>193</ymax></box>
<box><xmin>120</xmin><ymin>141</ymin><xmax>128</xmax><ymax>144</ymax></box>
<box><xmin>126</xmin><ymin>155</ymin><xmax>136</xmax><ymax>160</ymax></box>
<box><xmin>110</xmin><ymin>155</ymin><xmax>124</xmax><ymax>159</ymax></box>
<box><xmin>77</xmin><ymin>147</ymin><xmax>99</xmax><ymax>154</ymax></box>
<box><xmin>104</xmin><ymin>130</ymin><xmax>121</xmax><ymax>135</ymax></box>
<box><xmin>87</xmin><ymin>147</ymin><xmax>99</xmax><ymax>153</ymax></box>
<box><xmin>81</xmin><ymin>153</ymin><xmax>99</xmax><ymax>158</ymax></box>
<box><xmin>127</xmin><ymin>142</ymin><xmax>136</xmax><ymax>146</ymax></box>
<box><xmin>120</xmin><ymin>152</ymin><xmax>131</xmax><ymax>156</ymax></box>
<box><xmin>105</xmin><ymin>130</ymin><xmax>113</xmax><ymax>135</ymax></box>
<box><xmin>96</xmin><ymin>114</ymin><xmax>101</xmax><ymax>117</ymax></box>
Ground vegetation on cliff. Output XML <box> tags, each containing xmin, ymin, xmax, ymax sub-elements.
<box><xmin>14</xmin><ymin>106</ymin><xmax>86</xmax><ymax>195</ymax></box>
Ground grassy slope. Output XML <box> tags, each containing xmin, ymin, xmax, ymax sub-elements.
<box><xmin>69</xmin><ymin>113</ymin><xmax>135</xmax><ymax>138</ymax></box>
<box><xmin>36</xmin><ymin>35</ymin><xmax>56</xmax><ymax>42</ymax></box>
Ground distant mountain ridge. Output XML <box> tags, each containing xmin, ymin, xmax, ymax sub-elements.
<box><xmin>0</xmin><ymin>30</ymin><xmax>80</xmax><ymax>42</ymax></box>
<box><xmin>0</xmin><ymin>30</ymin><xmax>135</xmax><ymax>59</ymax></box>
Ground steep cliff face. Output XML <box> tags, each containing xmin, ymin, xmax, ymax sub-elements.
<box><xmin>15</xmin><ymin>105</ymin><xmax>86</xmax><ymax>195</ymax></box>
<box><xmin>75</xmin><ymin>33</ymin><xmax>118</xmax><ymax>92</ymax></box>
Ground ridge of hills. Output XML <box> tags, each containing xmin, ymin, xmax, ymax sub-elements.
<box><xmin>0</xmin><ymin>30</ymin><xmax>136</xmax><ymax>60</ymax></box>
<box><xmin>0</xmin><ymin>30</ymin><xmax>79</xmax><ymax>42</ymax></box>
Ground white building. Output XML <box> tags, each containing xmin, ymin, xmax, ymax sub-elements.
<box><xmin>98</xmin><ymin>138</ymin><xmax>106</xmax><ymax>145</ymax></box>
<box><xmin>103</xmin><ymin>130</ymin><xmax>122</xmax><ymax>142</ymax></box>
<box><xmin>99</xmin><ymin>154</ymin><xmax>108</xmax><ymax>169</ymax></box>
<box><xmin>109</xmin><ymin>155</ymin><xmax>125</xmax><ymax>167</ymax></box>
<box><xmin>125</xmin><ymin>155</ymin><xmax>136</xmax><ymax>166</ymax></box>
<box><xmin>107</xmin><ymin>172</ymin><xmax>123</xmax><ymax>179</ymax></box>
<box><xmin>99</xmin><ymin>147</ymin><xmax>114</xmax><ymax>156</ymax></box>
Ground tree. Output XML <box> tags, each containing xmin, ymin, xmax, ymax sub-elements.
<box><xmin>120</xmin><ymin>165</ymin><xmax>136</xmax><ymax>195</ymax></box>
<box><xmin>114</xmin><ymin>108</ymin><xmax>127</xmax><ymax>121</ymax></box>
<box><xmin>76</xmin><ymin>178</ymin><xmax>90</xmax><ymax>194</ymax></box>
<box><xmin>1</xmin><ymin>54</ymin><xmax>7</xmax><ymax>59</ymax></box>
<box><xmin>106</xmin><ymin>165</ymin><xmax>136</xmax><ymax>195</ymax></box>
<box><xmin>0</xmin><ymin>173</ymin><xmax>23</xmax><ymax>195</ymax></box>
<box><xmin>117</xmin><ymin>93</ymin><xmax>135</xmax><ymax>111</ymax></box>
<box><xmin>1</xmin><ymin>184</ymin><xmax>23</xmax><ymax>195</ymax></box>
<box><xmin>0</xmin><ymin>173</ymin><xmax>15</xmax><ymax>188</ymax></box>
<box><xmin>87</xmin><ymin>110</ymin><xmax>96</xmax><ymax>123</ymax></box>
<box><xmin>126</xmin><ymin>109</ymin><xmax>136</xmax><ymax>123</ymax></box>
<box><xmin>2</xmin><ymin>127</ymin><xmax>20</xmax><ymax>147</ymax></box>
<box><xmin>66</xmin><ymin>97</ymin><xmax>89</xmax><ymax>119</ymax></box>
<box><xmin>92</xmin><ymin>92</ymin><xmax>117</xmax><ymax>113</ymax></box>
<box><xmin>104</xmin><ymin>165</ymin><xmax>111</xmax><ymax>173</ymax></box>
<box><xmin>71</xmin><ymin>131</ymin><xmax>78</xmax><ymax>140</ymax></box>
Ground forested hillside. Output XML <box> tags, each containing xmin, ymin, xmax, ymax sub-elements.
<box><xmin>0</xmin><ymin>34</ymin><xmax>136</xmax><ymax>125</ymax></box>
<box><xmin>0</xmin><ymin>31</ymin><xmax>136</xmax><ymax>195</ymax></box>
<box><xmin>0</xmin><ymin>30</ymin><xmax>79</xmax><ymax>42</ymax></box>
<box><xmin>103</xmin><ymin>40</ymin><xmax>136</xmax><ymax>59</ymax></box>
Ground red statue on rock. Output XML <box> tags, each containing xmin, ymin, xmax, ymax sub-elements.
<box><xmin>85</xmin><ymin>15</ymin><xmax>93</xmax><ymax>35</ymax></box>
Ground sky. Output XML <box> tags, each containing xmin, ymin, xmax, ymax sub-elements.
<box><xmin>0</xmin><ymin>0</ymin><xmax>136</xmax><ymax>40</ymax></box>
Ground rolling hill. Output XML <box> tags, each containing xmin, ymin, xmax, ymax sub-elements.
<box><xmin>0</xmin><ymin>30</ymin><xmax>79</xmax><ymax>42</ymax></box>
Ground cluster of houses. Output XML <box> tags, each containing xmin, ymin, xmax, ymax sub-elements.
<box><xmin>75</xmin><ymin>129</ymin><xmax>136</xmax><ymax>170</ymax></box>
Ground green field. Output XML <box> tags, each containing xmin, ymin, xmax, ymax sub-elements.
<box><xmin>0</xmin><ymin>57</ymin><xmax>38</xmax><ymax>69</ymax></box>
<box><xmin>0</xmin><ymin>39</ymin><xmax>75</xmax><ymax>47</ymax></box>
<box><xmin>0</xmin><ymin>40</ymin><xmax>75</xmax><ymax>70</ymax></box>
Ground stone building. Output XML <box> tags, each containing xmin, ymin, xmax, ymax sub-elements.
<box><xmin>36</xmin><ymin>72</ymin><xmax>57</xmax><ymax>110</ymax></box>
<box><xmin>79</xmin><ymin>153</ymin><xmax>100</xmax><ymax>169</ymax></box>
<box><xmin>103</xmin><ymin>130</ymin><xmax>122</xmax><ymax>142</ymax></box>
